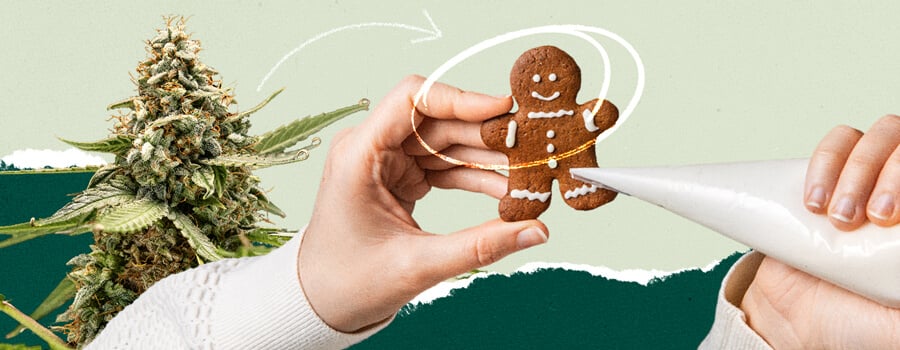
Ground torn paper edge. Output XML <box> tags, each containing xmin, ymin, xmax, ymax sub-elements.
<box><xmin>1</xmin><ymin>148</ymin><xmax>108</xmax><ymax>169</ymax></box>
<box><xmin>409</xmin><ymin>254</ymin><xmax>730</xmax><ymax>307</ymax></box>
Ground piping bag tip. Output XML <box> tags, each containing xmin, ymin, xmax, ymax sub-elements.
<box><xmin>571</xmin><ymin>159</ymin><xmax>900</xmax><ymax>308</ymax></box>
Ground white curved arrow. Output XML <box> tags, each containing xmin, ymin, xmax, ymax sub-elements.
<box><xmin>256</xmin><ymin>9</ymin><xmax>441</xmax><ymax>92</ymax></box>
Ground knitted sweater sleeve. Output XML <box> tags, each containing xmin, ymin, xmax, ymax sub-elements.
<box><xmin>698</xmin><ymin>251</ymin><xmax>772</xmax><ymax>349</ymax></box>
<box><xmin>84</xmin><ymin>230</ymin><xmax>391</xmax><ymax>350</ymax></box>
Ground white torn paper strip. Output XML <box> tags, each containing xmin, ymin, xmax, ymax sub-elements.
<box><xmin>409</xmin><ymin>256</ymin><xmax>727</xmax><ymax>306</ymax></box>
<box><xmin>1</xmin><ymin>148</ymin><xmax>107</xmax><ymax>169</ymax></box>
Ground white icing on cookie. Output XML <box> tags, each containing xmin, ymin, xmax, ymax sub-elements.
<box><xmin>546</xmin><ymin>130</ymin><xmax>555</xmax><ymax>138</ymax></box>
<box><xmin>547</xmin><ymin>144</ymin><xmax>555</xmax><ymax>153</ymax></box>
<box><xmin>531</xmin><ymin>91</ymin><xmax>560</xmax><ymax>101</ymax></box>
<box><xmin>505</xmin><ymin>120</ymin><xmax>518</xmax><ymax>148</ymax></box>
<box><xmin>547</xmin><ymin>158</ymin><xmax>558</xmax><ymax>169</ymax></box>
<box><xmin>549</xmin><ymin>73</ymin><xmax>557</xmax><ymax>82</ymax></box>
<box><xmin>527</xmin><ymin>109</ymin><xmax>574</xmax><ymax>119</ymax></box>
<box><xmin>582</xmin><ymin>109</ymin><xmax>600</xmax><ymax>132</ymax></box>
<box><xmin>564</xmin><ymin>184</ymin><xmax>599</xmax><ymax>199</ymax></box>
<box><xmin>532</xmin><ymin>74</ymin><xmax>541</xmax><ymax>83</ymax></box>
<box><xmin>511</xmin><ymin>189</ymin><xmax>551</xmax><ymax>202</ymax></box>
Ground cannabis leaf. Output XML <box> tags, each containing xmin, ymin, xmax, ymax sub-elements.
<box><xmin>253</xmin><ymin>99</ymin><xmax>369</xmax><ymax>155</ymax></box>
<box><xmin>202</xmin><ymin>141</ymin><xmax>318</xmax><ymax>168</ymax></box>
<box><xmin>50</xmin><ymin>183</ymin><xmax>134</xmax><ymax>222</ymax></box>
<box><xmin>191</xmin><ymin>166</ymin><xmax>216</xmax><ymax>200</ymax></box>
<box><xmin>5</xmin><ymin>277</ymin><xmax>75</xmax><ymax>340</ymax></box>
<box><xmin>245</xmin><ymin>228</ymin><xmax>293</xmax><ymax>247</ymax></box>
<box><xmin>0</xmin><ymin>213</ymin><xmax>93</xmax><ymax>249</ymax></box>
<box><xmin>0</xmin><ymin>18</ymin><xmax>366</xmax><ymax>347</ymax></box>
<box><xmin>251</xmin><ymin>187</ymin><xmax>286</xmax><ymax>218</ymax></box>
<box><xmin>224</xmin><ymin>88</ymin><xmax>284</xmax><ymax>123</ymax></box>
<box><xmin>59</xmin><ymin>135</ymin><xmax>134</xmax><ymax>154</ymax></box>
<box><xmin>106</xmin><ymin>97</ymin><xmax>138</xmax><ymax>110</ymax></box>
<box><xmin>93</xmin><ymin>200</ymin><xmax>167</xmax><ymax>234</ymax></box>
<box><xmin>168</xmin><ymin>212</ymin><xmax>223</xmax><ymax>262</ymax></box>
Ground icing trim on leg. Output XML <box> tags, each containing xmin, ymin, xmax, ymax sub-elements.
<box><xmin>564</xmin><ymin>184</ymin><xmax>598</xmax><ymax>199</ymax></box>
<box><xmin>511</xmin><ymin>189</ymin><xmax>552</xmax><ymax>202</ymax></box>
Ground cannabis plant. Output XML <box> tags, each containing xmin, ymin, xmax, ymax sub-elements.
<box><xmin>0</xmin><ymin>17</ymin><xmax>367</xmax><ymax>348</ymax></box>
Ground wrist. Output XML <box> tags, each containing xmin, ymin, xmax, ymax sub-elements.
<box><xmin>739</xmin><ymin>283</ymin><xmax>801</xmax><ymax>349</ymax></box>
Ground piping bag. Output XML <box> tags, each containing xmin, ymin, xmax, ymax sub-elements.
<box><xmin>570</xmin><ymin>158</ymin><xmax>900</xmax><ymax>308</ymax></box>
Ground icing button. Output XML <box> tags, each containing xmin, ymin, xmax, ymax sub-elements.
<box><xmin>546</xmin><ymin>130</ymin><xmax>555</xmax><ymax>138</ymax></box>
<box><xmin>547</xmin><ymin>144</ymin><xmax>555</xmax><ymax>153</ymax></box>
<box><xmin>547</xmin><ymin>158</ymin><xmax>558</xmax><ymax>169</ymax></box>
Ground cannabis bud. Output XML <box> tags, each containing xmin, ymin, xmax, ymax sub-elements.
<box><xmin>0</xmin><ymin>17</ymin><xmax>367</xmax><ymax>347</ymax></box>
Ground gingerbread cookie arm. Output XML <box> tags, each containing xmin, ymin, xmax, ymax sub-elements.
<box><xmin>480</xmin><ymin>112</ymin><xmax>517</xmax><ymax>152</ymax></box>
<box><xmin>579</xmin><ymin>99</ymin><xmax>619</xmax><ymax>134</ymax></box>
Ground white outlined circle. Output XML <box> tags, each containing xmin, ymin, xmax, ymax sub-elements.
<box><xmin>412</xmin><ymin>25</ymin><xmax>645</xmax><ymax>169</ymax></box>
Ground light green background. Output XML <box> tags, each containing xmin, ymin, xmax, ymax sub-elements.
<box><xmin>2</xmin><ymin>1</ymin><xmax>895</xmax><ymax>273</ymax></box>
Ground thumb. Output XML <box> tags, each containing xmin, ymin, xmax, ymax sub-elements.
<box><xmin>417</xmin><ymin>219</ymin><xmax>549</xmax><ymax>283</ymax></box>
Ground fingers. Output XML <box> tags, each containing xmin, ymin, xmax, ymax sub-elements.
<box><xmin>827</xmin><ymin>115</ymin><xmax>900</xmax><ymax>230</ymax></box>
<box><xmin>426</xmin><ymin>167</ymin><xmax>508</xmax><ymax>199</ymax></box>
<box><xmin>867</xmin><ymin>144</ymin><xmax>900</xmax><ymax>226</ymax></box>
<box><xmin>363</xmin><ymin>75</ymin><xmax>512</xmax><ymax>147</ymax></box>
<box><xmin>413</xmin><ymin>219</ymin><xmax>549</xmax><ymax>285</ymax></box>
<box><xmin>806</xmin><ymin>115</ymin><xmax>900</xmax><ymax>230</ymax></box>
<box><xmin>416</xmin><ymin>145</ymin><xmax>508</xmax><ymax>170</ymax></box>
<box><xmin>402</xmin><ymin>119</ymin><xmax>488</xmax><ymax>156</ymax></box>
<box><xmin>804</xmin><ymin>125</ymin><xmax>863</xmax><ymax>214</ymax></box>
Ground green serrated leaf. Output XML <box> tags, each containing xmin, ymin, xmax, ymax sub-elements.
<box><xmin>168</xmin><ymin>212</ymin><xmax>223</xmax><ymax>262</ymax></box>
<box><xmin>86</xmin><ymin>165</ymin><xmax>119</xmax><ymax>189</ymax></box>
<box><xmin>251</xmin><ymin>187</ymin><xmax>285</xmax><ymax>218</ymax></box>
<box><xmin>5</xmin><ymin>277</ymin><xmax>75</xmax><ymax>339</ymax></box>
<box><xmin>224</xmin><ymin>88</ymin><xmax>284</xmax><ymax>123</ymax></box>
<box><xmin>0</xmin><ymin>213</ymin><xmax>92</xmax><ymax>249</ymax></box>
<box><xmin>212</xmin><ymin>166</ymin><xmax>227</xmax><ymax>198</ymax></box>
<box><xmin>245</xmin><ymin>228</ymin><xmax>293</xmax><ymax>247</ymax></box>
<box><xmin>58</xmin><ymin>135</ymin><xmax>134</xmax><ymax>154</ymax></box>
<box><xmin>93</xmin><ymin>200</ymin><xmax>167</xmax><ymax>234</ymax></box>
<box><xmin>253</xmin><ymin>99</ymin><xmax>369</xmax><ymax>155</ymax></box>
<box><xmin>201</xmin><ymin>145</ymin><xmax>316</xmax><ymax>169</ymax></box>
<box><xmin>50</xmin><ymin>183</ymin><xmax>134</xmax><ymax>222</ymax></box>
<box><xmin>107</xmin><ymin>97</ymin><xmax>137</xmax><ymax>110</ymax></box>
<box><xmin>191</xmin><ymin>166</ymin><xmax>215</xmax><ymax>200</ymax></box>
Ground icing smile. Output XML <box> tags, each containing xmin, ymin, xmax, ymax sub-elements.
<box><xmin>531</xmin><ymin>91</ymin><xmax>560</xmax><ymax>101</ymax></box>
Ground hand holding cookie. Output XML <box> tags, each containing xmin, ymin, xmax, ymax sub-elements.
<box><xmin>300</xmin><ymin>75</ymin><xmax>549</xmax><ymax>333</ymax></box>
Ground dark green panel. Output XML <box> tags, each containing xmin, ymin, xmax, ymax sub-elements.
<box><xmin>0</xmin><ymin>173</ymin><xmax>739</xmax><ymax>348</ymax></box>
<box><xmin>354</xmin><ymin>253</ymin><xmax>741</xmax><ymax>349</ymax></box>
<box><xmin>0</xmin><ymin>173</ymin><xmax>94</xmax><ymax>347</ymax></box>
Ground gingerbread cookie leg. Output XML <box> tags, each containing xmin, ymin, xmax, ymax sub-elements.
<box><xmin>558</xmin><ymin>174</ymin><xmax>617</xmax><ymax>211</ymax></box>
<box><xmin>499</xmin><ymin>170</ymin><xmax>553</xmax><ymax>221</ymax></box>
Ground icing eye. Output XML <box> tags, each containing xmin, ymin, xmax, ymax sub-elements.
<box><xmin>532</xmin><ymin>74</ymin><xmax>541</xmax><ymax>83</ymax></box>
<box><xmin>549</xmin><ymin>73</ymin><xmax>557</xmax><ymax>82</ymax></box>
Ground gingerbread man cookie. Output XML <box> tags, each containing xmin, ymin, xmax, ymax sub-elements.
<box><xmin>481</xmin><ymin>46</ymin><xmax>619</xmax><ymax>222</ymax></box>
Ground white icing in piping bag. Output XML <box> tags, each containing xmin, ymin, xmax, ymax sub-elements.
<box><xmin>570</xmin><ymin>159</ymin><xmax>900</xmax><ymax>307</ymax></box>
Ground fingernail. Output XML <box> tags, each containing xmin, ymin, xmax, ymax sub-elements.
<box><xmin>868</xmin><ymin>193</ymin><xmax>895</xmax><ymax>221</ymax></box>
<box><xmin>806</xmin><ymin>186</ymin><xmax>827</xmax><ymax>209</ymax></box>
<box><xmin>516</xmin><ymin>227</ymin><xmax>548</xmax><ymax>249</ymax></box>
<box><xmin>830</xmin><ymin>196</ymin><xmax>857</xmax><ymax>223</ymax></box>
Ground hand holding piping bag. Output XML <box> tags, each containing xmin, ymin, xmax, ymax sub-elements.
<box><xmin>741</xmin><ymin>115</ymin><xmax>900</xmax><ymax>348</ymax></box>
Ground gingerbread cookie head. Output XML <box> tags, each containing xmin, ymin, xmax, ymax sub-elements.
<box><xmin>481</xmin><ymin>45</ymin><xmax>619</xmax><ymax>222</ymax></box>
<box><xmin>510</xmin><ymin>46</ymin><xmax>582</xmax><ymax>109</ymax></box>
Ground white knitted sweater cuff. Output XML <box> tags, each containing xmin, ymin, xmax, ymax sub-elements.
<box><xmin>209</xmin><ymin>230</ymin><xmax>391</xmax><ymax>349</ymax></box>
